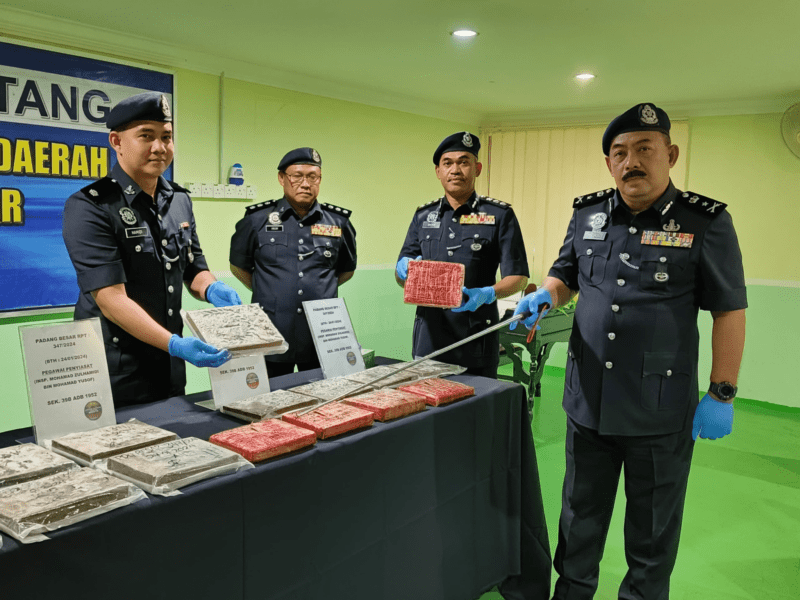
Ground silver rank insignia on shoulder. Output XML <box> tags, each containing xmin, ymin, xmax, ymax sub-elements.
<box><xmin>462</xmin><ymin>132</ymin><xmax>473</xmax><ymax>147</ymax></box>
<box><xmin>583</xmin><ymin>212</ymin><xmax>608</xmax><ymax>240</ymax></box>
<box><xmin>123</xmin><ymin>185</ymin><xmax>136</xmax><ymax>195</ymax></box>
<box><xmin>663</xmin><ymin>219</ymin><xmax>680</xmax><ymax>232</ymax></box>
<box><xmin>119</xmin><ymin>207</ymin><xmax>137</xmax><ymax>225</ymax></box>
<box><xmin>89</xmin><ymin>189</ymin><xmax>99</xmax><ymax>197</ymax></box>
<box><xmin>268</xmin><ymin>212</ymin><xmax>281</xmax><ymax>225</ymax></box>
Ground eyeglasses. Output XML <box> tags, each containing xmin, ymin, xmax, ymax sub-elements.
<box><xmin>285</xmin><ymin>173</ymin><xmax>321</xmax><ymax>185</ymax></box>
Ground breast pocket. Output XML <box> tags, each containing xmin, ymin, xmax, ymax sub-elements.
<box><xmin>419</xmin><ymin>231</ymin><xmax>440</xmax><ymax>259</ymax></box>
<box><xmin>639</xmin><ymin>247</ymin><xmax>693</xmax><ymax>294</ymax></box>
<box><xmin>577</xmin><ymin>243</ymin><xmax>611</xmax><ymax>287</ymax></box>
<box><xmin>641</xmin><ymin>352</ymin><xmax>694</xmax><ymax>411</ymax></box>
<box><xmin>257</xmin><ymin>230</ymin><xmax>287</xmax><ymax>264</ymax></box>
<box><xmin>313</xmin><ymin>235</ymin><xmax>339</xmax><ymax>267</ymax></box>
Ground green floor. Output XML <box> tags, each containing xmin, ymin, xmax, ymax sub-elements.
<box><xmin>483</xmin><ymin>364</ymin><xmax>800</xmax><ymax>600</ymax></box>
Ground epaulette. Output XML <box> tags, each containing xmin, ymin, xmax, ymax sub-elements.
<box><xmin>479</xmin><ymin>195</ymin><xmax>510</xmax><ymax>208</ymax></box>
<box><xmin>676</xmin><ymin>191</ymin><xmax>727</xmax><ymax>218</ymax></box>
<box><xmin>321</xmin><ymin>202</ymin><xmax>352</xmax><ymax>218</ymax></box>
<box><xmin>244</xmin><ymin>199</ymin><xmax>278</xmax><ymax>214</ymax></box>
<box><xmin>80</xmin><ymin>177</ymin><xmax>118</xmax><ymax>202</ymax></box>
<box><xmin>573</xmin><ymin>188</ymin><xmax>613</xmax><ymax>208</ymax></box>
<box><xmin>416</xmin><ymin>198</ymin><xmax>441</xmax><ymax>211</ymax></box>
<box><xmin>168</xmin><ymin>180</ymin><xmax>189</xmax><ymax>194</ymax></box>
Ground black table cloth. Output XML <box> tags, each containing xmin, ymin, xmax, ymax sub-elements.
<box><xmin>0</xmin><ymin>363</ymin><xmax>551</xmax><ymax>600</ymax></box>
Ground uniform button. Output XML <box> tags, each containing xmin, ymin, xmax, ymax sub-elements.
<box><xmin>486</xmin><ymin>320</ymin><xmax>491</xmax><ymax>325</ymax></box>
<box><xmin>474</xmin><ymin>234</ymin><xmax>479</xmax><ymax>239</ymax></box>
<box><xmin>449</xmin><ymin>233</ymin><xmax>455</xmax><ymax>238</ymax></box>
<box><xmin>168</xmin><ymin>285</ymin><xmax>174</xmax><ymax>293</ymax></box>
<box><xmin>605</xmin><ymin>362</ymin><xmax>613</xmax><ymax>369</ymax></box>
<box><xmin>135</xmin><ymin>245</ymin><xmax>142</xmax><ymax>252</ymax></box>
<box><xmin>666</xmin><ymin>369</ymin><xmax>673</xmax><ymax>377</ymax></box>
<box><xmin>299</xmin><ymin>256</ymin><xmax>304</xmax><ymax>261</ymax></box>
<box><xmin>326</xmin><ymin>241</ymin><xmax>331</xmax><ymax>247</ymax></box>
<box><xmin>611</xmin><ymin>304</ymin><xmax>620</xmax><ymax>312</ymax></box>
<box><xmin>299</xmin><ymin>272</ymin><xmax>304</xmax><ymax>277</ymax></box>
<box><xmin>608</xmin><ymin>332</ymin><xmax>616</xmax><ymax>340</ymax></box>
<box><xmin>617</xmin><ymin>278</ymin><xmax>625</xmax><ymax>286</ymax></box>
<box><xmin>298</xmin><ymin>290</ymin><xmax>303</xmax><ymax>295</ymax></box>
<box><xmin>270</xmin><ymin>237</ymin><xmax>275</xmax><ymax>243</ymax></box>
<box><xmin>168</xmin><ymin>308</ymin><xmax>173</xmax><ymax>316</ymax></box>
<box><xmin>621</xmin><ymin>253</ymin><xmax>630</xmax><ymax>260</ymax></box>
<box><xmin>297</xmin><ymin>308</ymin><xmax>303</xmax><ymax>314</ymax></box>
<box><xmin>112</xmin><ymin>337</ymin><xmax>119</xmax><ymax>343</ymax></box>
<box><xmin>298</xmin><ymin>223</ymin><xmax>304</xmax><ymax>228</ymax></box>
<box><xmin>660</xmin><ymin>256</ymin><xmax>667</xmax><ymax>263</ymax></box>
<box><xmin>158</xmin><ymin>214</ymin><xmax>163</xmax><ymax>221</ymax></box>
<box><xmin>448</xmin><ymin>251</ymin><xmax>454</xmax><ymax>256</ymax></box>
<box><xmin>298</xmin><ymin>238</ymin><xmax>304</xmax><ymax>244</ymax></box>
<box><xmin>452</xmin><ymin>218</ymin><xmax>457</xmax><ymax>222</ymax></box>
<box><xmin>426</xmin><ymin>235</ymin><xmax>430</xmax><ymax>239</ymax></box>
<box><xmin>161</xmin><ymin>239</ymin><xmax>168</xmax><ymax>247</ymax></box>
<box><xmin>586</xmin><ymin>249</ymin><xmax>593</xmax><ymax>256</ymax></box>
<box><xmin>629</xmin><ymin>226</ymin><xmax>637</xmax><ymax>234</ymax></box>
<box><xmin>165</xmin><ymin>263</ymin><xmax>172</xmax><ymax>270</ymax></box>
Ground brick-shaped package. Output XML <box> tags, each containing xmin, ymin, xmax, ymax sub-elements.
<box><xmin>403</xmin><ymin>260</ymin><xmax>465</xmax><ymax>308</ymax></box>
<box><xmin>344</xmin><ymin>389</ymin><xmax>426</xmax><ymax>421</ymax></box>
<box><xmin>282</xmin><ymin>403</ymin><xmax>374</xmax><ymax>439</ymax></box>
<box><xmin>209</xmin><ymin>419</ymin><xmax>317</xmax><ymax>462</ymax></box>
<box><xmin>399</xmin><ymin>378</ymin><xmax>475</xmax><ymax>407</ymax></box>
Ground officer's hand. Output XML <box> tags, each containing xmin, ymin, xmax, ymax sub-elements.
<box><xmin>510</xmin><ymin>288</ymin><xmax>553</xmax><ymax>331</ymax></box>
<box><xmin>205</xmin><ymin>281</ymin><xmax>242</xmax><ymax>307</ymax></box>
<box><xmin>452</xmin><ymin>286</ymin><xmax>496</xmax><ymax>313</ymax></box>
<box><xmin>396</xmin><ymin>255</ymin><xmax>422</xmax><ymax>281</ymax></box>
<box><xmin>168</xmin><ymin>335</ymin><xmax>232</xmax><ymax>368</ymax></box>
<box><xmin>692</xmin><ymin>393</ymin><xmax>734</xmax><ymax>441</ymax></box>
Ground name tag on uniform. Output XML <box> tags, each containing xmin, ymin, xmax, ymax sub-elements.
<box><xmin>641</xmin><ymin>231</ymin><xmax>694</xmax><ymax>248</ymax></box>
<box><xmin>460</xmin><ymin>213</ymin><xmax>495</xmax><ymax>225</ymax></box>
<box><xmin>125</xmin><ymin>227</ymin><xmax>147</xmax><ymax>238</ymax></box>
<box><xmin>311</xmin><ymin>224</ymin><xmax>342</xmax><ymax>237</ymax></box>
<box><xmin>265</xmin><ymin>225</ymin><xmax>284</xmax><ymax>232</ymax></box>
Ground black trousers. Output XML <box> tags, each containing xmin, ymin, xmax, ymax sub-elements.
<box><xmin>464</xmin><ymin>361</ymin><xmax>498</xmax><ymax>379</ymax></box>
<box><xmin>553</xmin><ymin>417</ymin><xmax>694</xmax><ymax>600</ymax></box>
<box><xmin>265</xmin><ymin>356</ymin><xmax>322</xmax><ymax>379</ymax></box>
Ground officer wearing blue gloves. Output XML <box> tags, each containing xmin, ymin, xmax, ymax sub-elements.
<box><xmin>63</xmin><ymin>92</ymin><xmax>239</xmax><ymax>407</ymax></box>
<box><xmin>397</xmin><ymin>132</ymin><xmax>529</xmax><ymax>378</ymax></box>
<box><xmin>513</xmin><ymin>103</ymin><xmax>746</xmax><ymax>599</ymax></box>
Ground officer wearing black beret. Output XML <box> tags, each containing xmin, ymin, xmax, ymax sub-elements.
<box><xmin>396</xmin><ymin>132</ymin><xmax>529</xmax><ymax>378</ymax></box>
<box><xmin>230</xmin><ymin>147</ymin><xmax>357</xmax><ymax>378</ymax></box>
<box><xmin>63</xmin><ymin>92</ymin><xmax>241</xmax><ymax>407</ymax></box>
<box><xmin>513</xmin><ymin>103</ymin><xmax>747</xmax><ymax>598</ymax></box>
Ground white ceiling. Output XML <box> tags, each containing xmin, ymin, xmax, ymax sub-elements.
<box><xmin>2</xmin><ymin>0</ymin><xmax>799</xmax><ymax>126</ymax></box>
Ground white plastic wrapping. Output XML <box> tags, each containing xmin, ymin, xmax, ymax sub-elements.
<box><xmin>105</xmin><ymin>437</ymin><xmax>253</xmax><ymax>496</ymax></box>
<box><xmin>0</xmin><ymin>467</ymin><xmax>146</xmax><ymax>544</ymax></box>
<box><xmin>0</xmin><ymin>443</ymin><xmax>79</xmax><ymax>489</ymax></box>
<box><xmin>221</xmin><ymin>389</ymin><xmax>322</xmax><ymax>423</ymax></box>
<box><xmin>399</xmin><ymin>359</ymin><xmax>468</xmax><ymax>378</ymax></box>
<box><xmin>182</xmin><ymin>303</ymin><xmax>289</xmax><ymax>358</ymax></box>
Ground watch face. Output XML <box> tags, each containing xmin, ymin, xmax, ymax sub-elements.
<box><xmin>719</xmin><ymin>384</ymin><xmax>735</xmax><ymax>397</ymax></box>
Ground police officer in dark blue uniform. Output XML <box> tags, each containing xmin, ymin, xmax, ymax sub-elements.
<box><xmin>229</xmin><ymin>148</ymin><xmax>357</xmax><ymax>378</ymax></box>
<box><xmin>63</xmin><ymin>92</ymin><xmax>240</xmax><ymax>408</ymax></box>
<box><xmin>513</xmin><ymin>103</ymin><xmax>747</xmax><ymax>599</ymax></box>
<box><xmin>396</xmin><ymin>132</ymin><xmax>529</xmax><ymax>378</ymax></box>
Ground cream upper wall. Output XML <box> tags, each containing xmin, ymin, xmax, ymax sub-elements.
<box><xmin>686</xmin><ymin>113</ymin><xmax>800</xmax><ymax>283</ymax></box>
<box><xmin>173</xmin><ymin>68</ymin><xmax>478</xmax><ymax>271</ymax></box>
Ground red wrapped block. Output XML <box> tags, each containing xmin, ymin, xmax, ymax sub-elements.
<box><xmin>344</xmin><ymin>389</ymin><xmax>426</xmax><ymax>422</ymax></box>
<box><xmin>398</xmin><ymin>378</ymin><xmax>475</xmax><ymax>407</ymax></box>
<box><xmin>404</xmin><ymin>260</ymin><xmax>465</xmax><ymax>309</ymax></box>
<box><xmin>209</xmin><ymin>419</ymin><xmax>317</xmax><ymax>463</ymax></box>
<box><xmin>282</xmin><ymin>403</ymin><xmax>374</xmax><ymax>439</ymax></box>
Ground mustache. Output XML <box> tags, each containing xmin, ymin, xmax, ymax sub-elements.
<box><xmin>622</xmin><ymin>170</ymin><xmax>647</xmax><ymax>181</ymax></box>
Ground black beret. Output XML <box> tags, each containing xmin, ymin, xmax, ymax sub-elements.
<box><xmin>602</xmin><ymin>103</ymin><xmax>671</xmax><ymax>155</ymax></box>
<box><xmin>433</xmin><ymin>132</ymin><xmax>480</xmax><ymax>165</ymax></box>
<box><xmin>106</xmin><ymin>92</ymin><xmax>172</xmax><ymax>130</ymax></box>
<box><xmin>277</xmin><ymin>147</ymin><xmax>322</xmax><ymax>171</ymax></box>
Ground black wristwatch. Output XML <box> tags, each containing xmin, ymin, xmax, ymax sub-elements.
<box><xmin>708</xmin><ymin>381</ymin><xmax>737</xmax><ymax>402</ymax></box>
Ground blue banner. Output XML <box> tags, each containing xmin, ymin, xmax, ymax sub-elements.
<box><xmin>0</xmin><ymin>41</ymin><xmax>173</xmax><ymax>312</ymax></box>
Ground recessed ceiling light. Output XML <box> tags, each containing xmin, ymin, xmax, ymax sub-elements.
<box><xmin>452</xmin><ymin>29</ymin><xmax>478</xmax><ymax>38</ymax></box>
<box><xmin>575</xmin><ymin>73</ymin><xmax>595</xmax><ymax>81</ymax></box>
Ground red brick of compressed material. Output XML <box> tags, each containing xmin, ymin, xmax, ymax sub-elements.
<box><xmin>344</xmin><ymin>389</ymin><xmax>426</xmax><ymax>421</ymax></box>
<box><xmin>403</xmin><ymin>260</ymin><xmax>465</xmax><ymax>308</ymax></box>
<box><xmin>209</xmin><ymin>419</ymin><xmax>317</xmax><ymax>462</ymax></box>
<box><xmin>282</xmin><ymin>403</ymin><xmax>374</xmax><ymax>439</ymax></box>
<box><xmin>398</xmin><ymin>378</ymin><xmax>475</xmax><ymax>407</ymax></box>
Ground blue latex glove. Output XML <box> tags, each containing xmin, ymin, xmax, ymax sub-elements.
<box><xmin>168</xmin><ymin>335</ymin><xmax>231</xmax><ymax>368</ymax></box>
<box><xmin>510</xmin><ymin>288</ymin><xmax>553</xmax><ymax>331</ymax></box>
<box><xmin>692</xmin><ymin>393</ymin><xmax>734</xmax><ymax>440</ymax></box>
<box><xmin>396</xmin><ymin>255</ymin><xmax>422</xmax><ymax>281</ymax></box>
<box><xmin>452</xmin><ymin>286</ymin><xmax>496</xmax><ymax>313</ymax></box>
<box><xmin>205</xmin><ymin>281</ymin><xmax>242</xmax><ymax>307</ymax></box>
